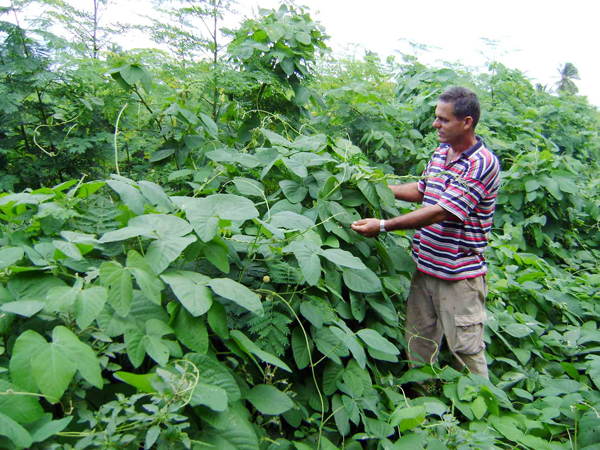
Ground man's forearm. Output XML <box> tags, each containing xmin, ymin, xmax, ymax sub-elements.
<box><xmin>389</xmin><ymin>182</ymin><xmax>424</xmax><ymax>203</ymax></box>
<box><xmin>384</xmin><ymin>205</ymin><xmax>452</xmax><ymax>231</ymax></box>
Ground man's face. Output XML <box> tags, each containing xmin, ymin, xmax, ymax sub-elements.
<box><xmin>433</xmin><ymin>101</ymin><xmax>468</xmax><ymax>146</ymax></box>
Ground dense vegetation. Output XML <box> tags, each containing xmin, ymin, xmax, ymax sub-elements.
<box><xmin>1</xmin><ymin>1</ymin><xmax>600</xmax><ymax>449</ymax></box>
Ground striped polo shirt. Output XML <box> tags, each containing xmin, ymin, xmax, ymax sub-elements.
<box><xmin>412</xmin><ymin>137</ymin><xmax>500</xmax><ymax>280</ymax></box>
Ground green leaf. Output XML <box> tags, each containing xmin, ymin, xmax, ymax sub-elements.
<box><xmin>127</xmin><ymin>251</ymin><xmax>163</xmax><ymax>305</ymax></box>
<box><xmin>9</xmin><ymin>330</ymin><xmax>47</xmax><ymax>393</ymax></box>
<box><xmin>171</xmin><ymin>304</ymin><xmax>209</xmax><ymax>354</ymax></box>
<box><xmin>186</xmin><ymin>207</ymin><xmax>220</xmax><ymax>242</ymax></box>
<box><xmin>28</xmin><ymin>414</ymin><xmax>72</xmax><ymax>443</ymax></box>
<box><xmin>161</xmin><ymin>270</ymin><xmax>212</xmax><ymax>316</ymax></box>
<box><xmin>357</xmin><ymin>180</ymin><xmax>380</xmax><ymax>209</ymax></box>
<box><xmin>201</xmin><ymin>403</ymin><xmax>259</xmax><ymax>450</ymax></box>
<box><xmin>0</xmin><ymin>412</ymin><xmax>33</xmax><ymax>449</ymax></box>
<box><xmin>52</xmin><ymin>240</ymin><xmax>82</xmax><ymax>260</ymax></box>
<box><xmin>205</xmin><ymin>240</ymin><xmax>230</xmax><ymax>273</ymax></box>
<box><xmin>190</xmin><ymin>381</ymin><xmax>228</xmax><ymax>411</ymax></box>
<box><xmin>503</xmin><ymin>323</ymin><xmax>534</xmax><ymax>338</ymax></box>
<box><xmin>269</xmin><ymin>211</ymin><xmax>314</xmax><ymax>230</ymax></box>
<box><xmin>471</xmin><ymin>396</ymin><xmax>487</xmax><ymax>419</ymax></box>
<box><xmin>100</xmin><ymin>261</ymin><xmax>133</xmax><ymax>317</ymax></box>
<box><xmin>52</xmin><ymin>326</ymin><xmax>102</xmax><ymax>389</ymax></box>
<box><xmin>230</xmin><ymin>330</ymin><xmax>292</xmax><ymax>372</ymax></box>
<box><xmin>1</xmin><ymin>301</ymin><xmax>45</xmax><ymax>317</ymax></box>
<box><xmin>0</xmin><ymin>247</ymin><xmax>24</xmax><ymax>270</ymax></box>
<box><xmin>200</xmin><ymin>113</ymin><xmax>218</xmax><ymax>138</ymax></box>
<box><xmin>279</xmin><ymin>180</ymin><xmax>308</xmax><ymax>203</ymax></box>
<box><xmin>389</xmin><ymin>405</ymin><xmax>427</xmax><ymax>430</ymax></box>
<box><xmin>246</xmin><ymin>384</ymin><xmax>293</xmax><ymax>415</ymax></box>
<box><xmin>0</xmin><ymin>379</ymin><xmax>43</xmax><ymax>424</ymax></box>
<box><xmin>31</xmin><ymin>340</ymin><xmax>77</xmax><ymax>402</ymax></box>
<box><xmin>129</xmin><ymin>214</ymin><xmax>193</xmax><ymax>240</ymax></box>
<box><xmin>321</xmin><ymin>249</ymin><xmax>367</xmax><ymax>270</ymax></box>
<box><xmin>208</xmin><ymin>302</ymin><xmax>229</xmax><ymax>340</ymax></box>
<box><xmin>114</xmin><ymin>371</ymin><xmax>158</xmax><ymax>393</ymax></box>
<box><xmin>332</xmin><ymin>394</ymin><xmax>350</xmax><ymax>436</ymax></box>
<box><xmin>138</xmin><ymin>181</ymin><xmax>173</xmax><ymax>211</ymax></box>
<box><xmin>285</xmin><ymin>241</ymin><xmax>321</xmax><ymax>286</ymax></box>
<box><xmin>145</xmin><ymin>235</ymin><xmax>197</xmax><ymax>275</ymax></box>
<box><xmin>233</xmin><ymin>177</ymin><xmax>265</xmax><ymax>198</ymax></box>
<box><xmin>291</xmin><ymin>327</ymin><xmax>312</xmax><ymax>370</ymax></box>
<box><xmin>208</xmin><ymin>278</ymin><xmax>263</xmax><ymax>316</ymax></box>
<box><xmin>342</xmin><ymin>267</ymin><xmax>382</xmax><ymax>293</ymax></box>
<box><xmin>185</xmin><ymin>354</ymin><xmax>241</xmax><ymax>402</ymax></box>
<box><xmin>323</xmin><ymin>361</ymin><xmax>344</xmax><ymax>395</ymax></box>
<box><xmin>145</xmin><ymin>425</ymin><xmax>160</xmax><ymax>450</ymax></box>
<box><xmin>71</xmin><ymin>286</ymin><xmax>106</xmax><ymax>330</ymax></box>
<box><xmin>119</xmin><ymin>64</ymin><xmax>145</xmax><ymax>85</ymax></box>
<box><xmin>357</xmin><ymin>329</ymin><xmax>399</xmax><ymax>355</ymax></box>
<box><xmin>124</xmin><ymin>326</ymin><xmax>146</xmax><ymax>368</ymax></box>
<box><xmin>106</xmin><ymin>180</ymin><xmax>145</xmax><ymax>215</ymax></box>
<box><xmin>330</xmin><ymin>326</ymin><xmax>367</xmax><ymax>369</ymax></box>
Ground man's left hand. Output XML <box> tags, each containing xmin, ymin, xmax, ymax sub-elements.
<box><xmin>351</xmin><ymin>218</ymin><xmax>381</xmax><ymax>237</ymax></box>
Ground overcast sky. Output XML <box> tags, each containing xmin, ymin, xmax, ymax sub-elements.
<box><xmin>234</xmin><ymin>0</ymin><xmax>600</xmax><ymax>106</ymax></box>
<box><xmin>14</xmin><ymin>0</ymin><xmax>600</xmax><ymax>106</ymax></box>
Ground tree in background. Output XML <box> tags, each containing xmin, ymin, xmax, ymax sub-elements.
<box><xmin>555</xmin><ymin>62</ymin><xmax>580</xmax><ymax>95</ymax></box>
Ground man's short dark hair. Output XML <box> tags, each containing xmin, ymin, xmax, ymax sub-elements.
<box><xmin>439</xmin><ymin>87</ymin><xmax>480</xmax><ymax>129</ymax></box>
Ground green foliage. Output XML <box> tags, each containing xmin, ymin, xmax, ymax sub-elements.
<box><xmin>0</xmin><ymin>2</ymin><xmax>600</xmax><ymax>450</ymax></box>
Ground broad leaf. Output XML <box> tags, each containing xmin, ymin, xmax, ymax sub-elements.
<box><xmin>342</xmin><ymin>267</ymin><xmax>382</xmax><ymax>293</ymax></box>
<box><xmin>208</xmin><ymin>278</ymin><xmax>263</xmax><ymax>316</ymax></box>
<box><xmin>161</xmin><ymin>270</ymin><xmax>212</xmax><ymax>316</ymax></box>
<box><xmin>106</xmin><ymin>180</ymin><xmax>145</xmax><ymax>215</ymax></box>
<box><xmin>245</xmin><ymin>385</ymin><xmax>293</xmax><ymax>415</ymax></box>
<box><xmin>357</xmin><ymin>329</ymin><xmax>399</xmax><ymax>355</ymax></box>
<box><xmin>145</xmin><ymin>235</ymin><xmax>197</xmax><ymax>275</ymax></box>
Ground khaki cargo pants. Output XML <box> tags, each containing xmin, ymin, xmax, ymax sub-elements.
<box><xmin>404</xmin><ymin>270</ymin><xmax>488</xmax><ymax>378</ymax></box>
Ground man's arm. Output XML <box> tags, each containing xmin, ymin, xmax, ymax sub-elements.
<box><xmin>351</xmin><ymin>205</ymin><xmax>453</xmax><ymax>238</ymax></box>
<box><xmin>389</xmin><ymin>182</ymin><xmax>424</xmax><ymax>203</ymax></box>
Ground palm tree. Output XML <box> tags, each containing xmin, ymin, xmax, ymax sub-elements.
<box><xmin>554</xmin><ymin>63</ymin><xmax>580</xmax><ymax>95</ymax></box>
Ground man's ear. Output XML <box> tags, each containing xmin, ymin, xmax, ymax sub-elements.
<box><xmin>463</xmin><ymin>116</ymin><xmax>473</xmax><ymax>131</ymax></box>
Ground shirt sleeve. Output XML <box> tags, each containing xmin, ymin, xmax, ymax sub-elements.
<box><xmin>438</xmin><ymin>156</ymin><xmax>500</xmax><ymax>221</ymax></box>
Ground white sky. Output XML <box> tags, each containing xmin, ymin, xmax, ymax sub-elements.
<box><xmin>235</xmin><ymin>0</ymin><xmax>600</xmax><ymax>106</ymax></box>
<box><xmin>10</xmin><ymin>0</ymin><xmax>600</xmax><ymax>106</ymax></box>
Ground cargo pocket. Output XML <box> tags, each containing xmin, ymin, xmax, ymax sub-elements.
<box><xmin>454</xmin><ymin>311</ymin><xmax>486</xmax><ymax>355</ymax></box>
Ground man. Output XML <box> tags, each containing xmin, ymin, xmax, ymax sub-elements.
<box><xmin>351</xmin><ymin>87</ymin><xmax>500</xmax><ymax>378</ymax></box>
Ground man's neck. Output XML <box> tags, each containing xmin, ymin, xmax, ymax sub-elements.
<box><xmin>449</xmin><ymin>134</ymin><xmax>477</xmax><ymax>154</ymax></box>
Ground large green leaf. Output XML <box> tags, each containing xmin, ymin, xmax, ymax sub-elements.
<box><xmin>171</xmin><ymin>304</ymin><xmax>209</xmax><ymax>354</ymax></box>
<box><xmin>356</xmin><ymin>329</ymin><xmax>399</xmax><ymax>355</ymax></box>
<box><xmin>291</xmin><ymin>326</ymin><xmax>312</xmax><ymax>369</ymax></box>
<box><xmin>27</xmin><ymin>414</ymin><xmax>73</xmax><ymax>444</ymax></box>
<box><xmin>201</xmin><ymin>403</ymin><xmax>259</xmax><ymax>450</ymax></box>
<box><xmin>0</xmin><ymin>379</ymin><xmax>43</xmax><ymax>424</ymax></box>
<box><xmin>127</xmin><ymin>250</ymin><xmax>163</xmax><ymax>305</ymax></box>
<box><xmin>233</xmin><ymin>177</ymin><xmax>265</xmax><ymax>198</ymax></box>
<box><xmin>10</xmin><ymin>330</ymin><xmax>47</xmax><ymax>393</ymax></box>
<box><xmin>52</xmin><ymin>326</ymin><xmax>102</xmax><ymax>389</ymax></box>
<box><xmin>145</xmin><ymin>235</ymin><xmax>197</xmax><ymax>275</ymax></box>
<box><xmin>185</xmin><ymin>354</ymin><xmax>241</xmax><ymax>402</ymax></box>
<box><xmin>208</xmin><ymin>278</ymin><xmax>263</xmax><ymax>316</ymax></box>
<box><xmin>269</xmin><ymin>211</ymin><xmax>314</xmax><ymax>231</ymax></box>
<box><xmin>332</xmin><ymin>394</ymin><xmax>350</xmax><ymax>436</ymax></box>
<box><xmin>342</xmin><ymin>267</ymin><xmax>382</xmax><ymax>293</ymax></box>
<box><xmin>230</xmin><ymin>330</ymin><xmax>292</xmax><ymax>372</ymax></box>
<box><xmin>245</xmin><ymin>385</ymin><xmax>293</xmax><ymax>415</ymax></box>
<box><xmin>279</xmin><ymin>180</ymin><xmax>308</xmax><ymax>203</ymax></box>
<box><xmin>321</xmin><ymin>249</ymin><xmax>367</xmax><ymax>270</ymax></box>
<box><xmin>73</xmin><ymin>286</ymin><xmax>107</xmax><ymax>330</ymax></box>
<box><xmin>128</xmin><ymin>214</ymin><xmax>193</xmax><ymax>239</ymax></box>
<box><xmin>190</xmin><ymin>381</ymin><xmax>228</xmax><ymax>411</ymax></box>
<box><xmin>138</xmin><ymin>181</ymin><xmax>173</xmax><ymax>211</ymax></box>
<box><xmin>161</xmin><ymin>270</ymin><xmax>212</xmax><ymax>316</ymax></box>
<box><xmin>0</xmin><ymin>247</ymin><xmax>24</xmax><ymax>270</ymax></box>
<box><xmin>285</xmin><ymin>241</ymin><xmax>321</xmax><ymax>286</ymax></box>
<box><xmin>106</xmin><ymin>180</ymin><xmax>145</xmax><ymax>215</ymax></box>
<box><xmin>31</xmin><ymin>341</ymin><xmax>77</xmax><ymax>402</ymax></box>
<box><xmin>0</xmin><ymin>412</ymin><xmax>32</xmax><ymax>449</ymax></box>
<box><xmin>100</xmin><ymin>261</ymin><xmax>133</xmax><ymax>317</ymax></box>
